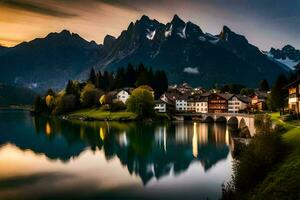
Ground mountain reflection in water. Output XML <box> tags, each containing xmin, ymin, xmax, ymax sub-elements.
<box><xmin>0</xmin><ymin>110</ymin><xmax>235</xmax><ymax>200</ymax></box>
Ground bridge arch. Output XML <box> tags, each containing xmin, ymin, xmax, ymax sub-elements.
<box><xmin>204</xmin><ymin>116</ymin><xmax>214</xmax><ymax>123</ymax></box>
<box><xmin>228</xmin><ymin>116</ymin><xmax>238</xmax><ymax>125</ymax></box>
<box><xmin>216</xmin><ymin>116</ymin><xmax>227</xmax><ymax>123</ymax></box>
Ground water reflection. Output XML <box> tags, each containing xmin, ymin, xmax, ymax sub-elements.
<box><xmin>0</xmin><ymin>110</ymin><xmax>236</xmax><ymax>200</ymax></box>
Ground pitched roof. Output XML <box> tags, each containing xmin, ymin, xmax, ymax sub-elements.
<box><xmin>235</xmin><ymin>94</ymin><xmax>251</xmax><ymax>103</ymax></box>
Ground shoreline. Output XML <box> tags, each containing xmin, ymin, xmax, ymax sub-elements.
<box><xmin>0</xmin><ymin>105</ymin><xmax>33</xmax><ymax>111</ymax></box>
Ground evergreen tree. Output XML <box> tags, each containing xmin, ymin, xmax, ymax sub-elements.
<box><xmin>259</xmin><ymin>79</ymin><xmax>270</xmax><ymax>92</ymax></box>
<box><xmin>125</xmin><ymin>63</ymin><xmax>136</xmax><ymax>87</ymax></box>
<box><xmin>153</xmin><ymin>70</ymin><xmax>168</xmax><ymax>99</ymax></box>
<box><xmin>269</xmin><ymin>74</ymin><xmax>288</xmax><ymax>113</ymax></box>
<box><xmin>65</xmin><ymin>80</ymin><xmax>74</xmax><ymax>95</ymax></box>
<box><xmin>148</xmin><ymin>68</ymin><xmax>155</xmax><ymax>88</ymax></box>
<box><xmin>136</xmin><ymin>64</ymin><xmax>149</xmax><ymax>86</ymax></box>
<box><xmin>102</xmin><ymin>71</ymin><xmax>110</xmax><ymax>91</ymax></box>
<box><xmin>88</xmin><ymin>68</ymin><xmax>96</xmax><ymax>85</ymax></box>
<box><xmin>114</xmin><ymin>67</ymin><xmax>125</xmax><ymax>89</ymax></box>
<box><xmin>95</xmin><ymin>71</ymin><xmax>102</xmax><ymax>89</ymax></box>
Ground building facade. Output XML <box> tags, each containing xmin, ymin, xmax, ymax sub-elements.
<box><xmin>176</xmin><ymin>97</ymin><xmax>188</xmax><ymax>111</ymax></box>
<box><xmin>228</xmin><ymin>95</ymin><xmax>250</xmax><ymax>113</ymax></box>
<box><xmin>286</xmin><ymin>79</ymin><xmax>300</xmax><ymax>114</ymax></box>
<box><xmin>208</xmin><ymin>93</ymin><xmax>230</xmax><ymax>113</ymax></box>
<box><xmin>195</xmin><ymin>97</ymin><xmax>208</xmax><ymax>113</ymax></box>
<box><xmin>154</xmin><ymin>100</ymin><xmax>167</xmax><ymax>113</ymax></box>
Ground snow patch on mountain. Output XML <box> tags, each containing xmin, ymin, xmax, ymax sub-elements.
<box><xmin>275</xmin><ymin>58</ymin><xmax>299</xmax><ymax>69</ymax></box>
<box><xmin>165</xmin><ymin>25</ymin><xmax>172</xmax><ymax>37</ymax></box>
<box><xmin>178</xmin><ymin>24</ymin><xmax>187</xmax><ymax>39</ymax></box>
<box><xmin>183</xmin><ymin>67</ymin><xmax>199</xmax><ymax>74</ymax></box>
<box><xmin>146</xmin><ymin>29</ymin><xmax>156</xmax><ymax>40</ymax></box>
<box><xmin>266</xmin><ymin>52</ymin><xmax>299</xmax><ymax>70</ymax></box>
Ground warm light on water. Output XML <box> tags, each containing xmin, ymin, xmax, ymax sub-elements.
<box><xmin>0</xmin><ymin>110</ymin><xmax>235</xmax><ymax>200</ymax></box>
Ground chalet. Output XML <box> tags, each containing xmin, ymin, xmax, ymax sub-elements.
<box><xmin>208</xmin><ymin>93</ymin><xmax>232</xmax><ymax>113</ymax></box>
<box><xmin>228</xmin><ymin>95</ymin><xmax>251</xmax><ymax>113</ymax></box>
<box><xmin>154</xmin><ymin>100</ymin><xmax>167</xmax><ymax>113</ymax></box>
<box><xmin>250</xmin><ymin>91</ymin><xmax>268</xmax><ymax>111</ymax></box>
<box><xmin>285</xmin><ymin>78</ymin><xmax>300</xmax><ymax>114</ymax></box>
<box><xmin>116</xmin><ymin>88</ymin><xmax>133</xmax><ymax>104</ymax></box>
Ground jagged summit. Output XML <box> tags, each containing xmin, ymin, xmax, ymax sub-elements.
<box><xmin>0</xmin><ymin>14</ymin><xmax>289</xmax><ymax>90</ymax></box>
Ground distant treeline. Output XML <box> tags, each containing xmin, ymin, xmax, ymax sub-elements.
<box><xmin>87</xmin><ymin>63</ymin><xmax>168</xmax><ymax>98</ymax></box>
<box><xmin>34</xmin><ymin>63</ymin><xmax>168</xmax><ymax>115</ymax></box>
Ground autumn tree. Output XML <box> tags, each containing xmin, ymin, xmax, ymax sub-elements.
<box><xmin>126</xmin><ymin>88</ymin><xmax>154</xmax><ymax>118</ymax></box>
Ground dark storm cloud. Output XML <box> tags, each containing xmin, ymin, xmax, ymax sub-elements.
<box><xmin>0</xmin><ymin>0</ymin><xmax>77</xmax><ymax>17</ymax></box>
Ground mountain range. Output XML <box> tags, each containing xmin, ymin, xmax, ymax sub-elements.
<box><xmin>266</xmin><ymin>45</ymin><xmax>300</xmax><ymax>70</ymax></box>
<box><xmin>0</xmin><ymin>14</ymin><xmax>293</xmax><ymax>91</ymax></box>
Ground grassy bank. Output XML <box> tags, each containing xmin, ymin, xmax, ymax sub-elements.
<box><xmin>68</xmin><ymin>109</ymin><xmax>138</xmax><ymax>121</ymax></box>
<box><xmin>251</xmin><ymin>113</ymin><xmax>300</xmax><ymax>199</ymax></box>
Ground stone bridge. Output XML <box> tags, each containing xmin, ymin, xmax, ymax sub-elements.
<box><xmin>174</xmin><ymin>113</ymin><xmax>256</xmax><ymax>136</ymax></box>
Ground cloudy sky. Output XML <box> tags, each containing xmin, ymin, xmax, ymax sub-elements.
<box><xmin>0</xmin><ymin>0</ymin><xmax>299</xmax><ymax>50</ymax></box>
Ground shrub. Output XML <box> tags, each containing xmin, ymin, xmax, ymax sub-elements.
<box><xmin>231</xmin><ymin>132</ymin><xmax>285</xmax><ymax>194</ymax></box>
<box><xmin>110</xmin><ymin>101</ymin><xmax>126</xmax><ymax>112</ymax></box>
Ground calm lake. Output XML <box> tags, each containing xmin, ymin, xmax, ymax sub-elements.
<box><xmin>0</xmin><ymin>110</ymin><xmax>235</xmax><ymax>200</ymax></box>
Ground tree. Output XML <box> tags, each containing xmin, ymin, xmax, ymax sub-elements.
<box><xmin>259</xmin><ymin>79</ymin><xmax>270</xmax><ymax>92</ymax></box>
<box><xmin>46</xmin><ymin>89</ymin><xmax>55</xmax><ymax>96</ymax></box>
<box><xmin>113</xmin><ymin>67</ymin><xmax>125</xmax><ymax>89</ymax></box>
<box><xmin>88</xmin><ymin>68</ymin><xmax>96</xmax><ymax>85</ymax></box>
<box><xmin>240</xmin><ymin>88</ymin><xmax>254</xmax><ymax>96</ymax></box>
<box><xmin>125</xmin><ymin>63</ymin><xmax>136</xmax><ymax>87</ymax></box>
<box><xmin>126</xmin><ymin>88</ymin><xmax>154</xmax><ymax>118</ymax></box>
<box><xmin>65</xmin><ymin>80</ymin><xmax>74</xmax><ymax>95</ymax></box>
<box><xmin>54</xmin><ymin>94</ymin><xmax>77</xmax><ymax>114</ymax></box>
<box><xmin>80</xmin><ymin>83</ymin><xmax>103</xmax><ymax>108</ymax></box>
<box><xmin>153</xmin><ymin>70</ymin><xmax>168</xmax><ymax>99</ymax></box>
<box><xmin>135</xmin><ymin>64</ymin><xmax>149</xmax><ymax>86</ymax></box>
<box><xmin>33</xmin><ymin>96</ymin><xmax>46</xmax><ymax>114</ymax></box>
<box><xmin>95</xmin><ymin>71</ymin><xmax>102</xmax><ymax>89</ymax></box>
<box><xmin>221</xmin><ymin>84</ymin><xmax>245</xmax><ymax>94</ymax></box>
<box><xmin>65</xmin><ymin>80</ymin><xmax>80</xmax><ymax>107</ymax></box>
<box><xmin>269</xmin><ymin>74</ymin><xmax>288</xmax><ymax>113</ymax></box>
<box><xmin>45</xmin><ymin>95</ymin><xmax>54</xmax><ymax>107</ymax></box>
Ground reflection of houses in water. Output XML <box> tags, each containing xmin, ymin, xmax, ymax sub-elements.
<box><xmin>3</xmin><ymin>115</ymin><xmax>236</xmax><ymax>185</ymax></box>
<box><xmin>154</xmin><ymin>126</ymin><xmax>167</xmax><ymax>152</ymax></box>
<box><xmin>45</xmin><ymin>121</ymin><xmax>52</xmax><ymax>135</ymax></box>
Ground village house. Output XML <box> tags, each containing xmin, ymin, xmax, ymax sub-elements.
<box><xmin>285</xmin><ymin>78</ymin><xmax>300</xmax><ymax>115</ymax></box>
<box><xmin>250</xmin><ymin>91</ymin><xmax>268</xmax><ymax>111</ymax></box>
<box><xmin>154</xmin><ymin>100</ymin><xmax>167</xmax><ymax>113</ymax></box>
<box><xmin>195</xmin><ymin>96</ymin><xmax>208</xmax><ymax>113</ymax></box>
<box><xmin>228</xmin><ymin>95</ymin><xmax>251</xmax><ymax>113</ymax></box>
<box><xmin>116</xmin><ymin>88</ymin><xmax>133</xmax><ymax>104</ymax></box>
<box><xmin>187</xmin><ymin>99</ymin><xmax>196</xmax><ymax>112</ymax></box>
<box><xmin>208</xmin><ymin>93</ymin><xmax>231</xmax><ymax>113</ymax></box>
<box><xmin>176</xmin><ymin>96</ymin><xmax>188</xmax><ymax>111</ymax></box>
<box><xmin>160</xmin><ymin>92</ymin><xmax>180</xmax><ymax>104</ymax></box>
